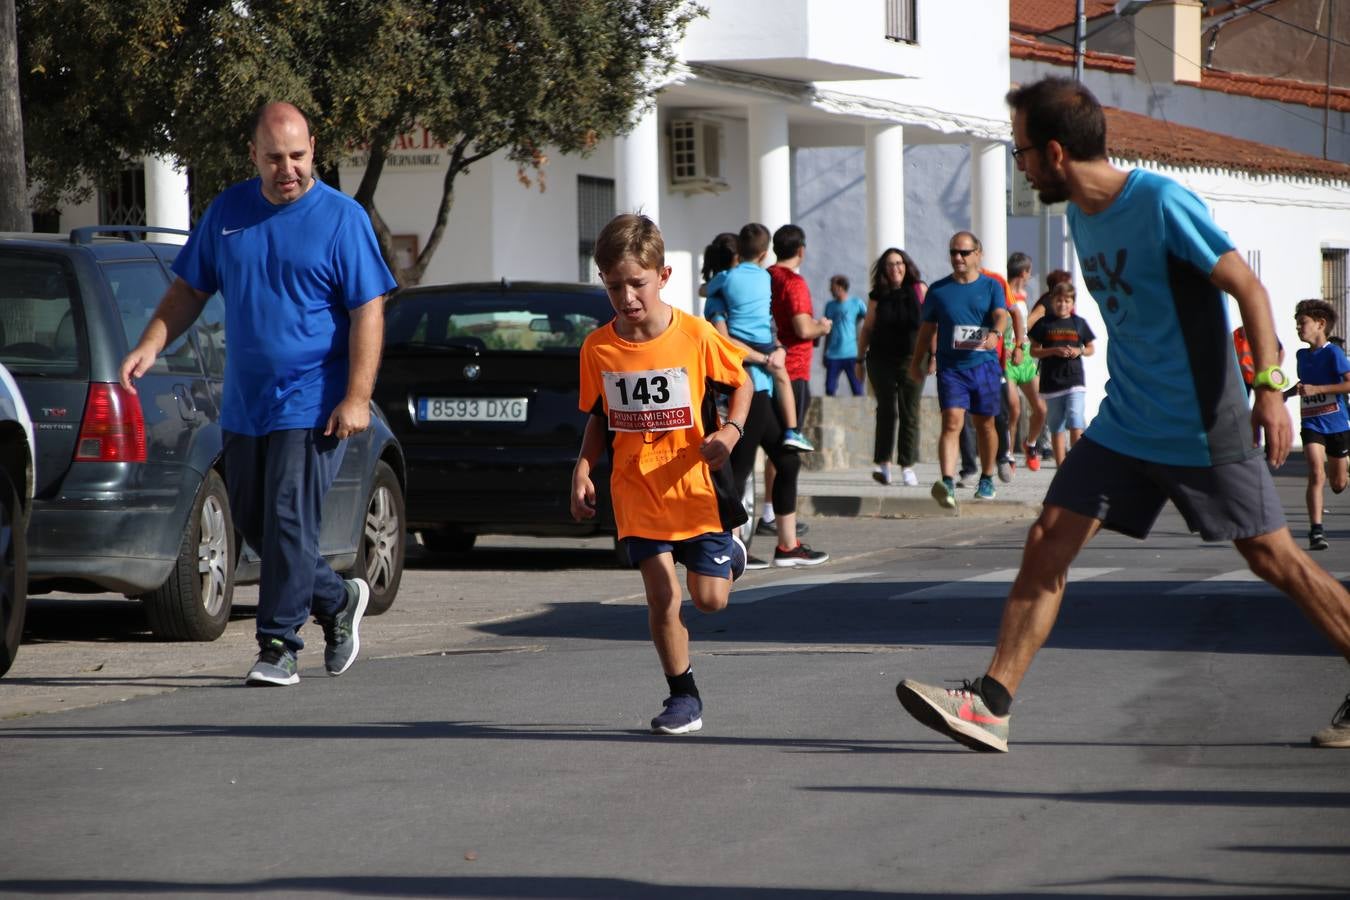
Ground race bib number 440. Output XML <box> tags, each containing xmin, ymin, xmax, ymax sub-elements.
<box><xmin>603</xmin><ymin>367</ymin><xmax>694</xmax><ymax>432</ymax></box>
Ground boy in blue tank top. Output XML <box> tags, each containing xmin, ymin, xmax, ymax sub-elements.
<box><xmin>1288</xmin><ymin>299</ymin><xmax>1350</xmax><ymax>551</ymax></box>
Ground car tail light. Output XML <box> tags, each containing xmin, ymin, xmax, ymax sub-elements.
<box><xmin>75</xmin><ymin>383</ymin><xmax>146</xmax><ymax>462</ymax></box>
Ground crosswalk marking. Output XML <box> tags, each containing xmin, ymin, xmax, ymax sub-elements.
<box><xmin>891</xmin><ymin>567</ymin><xmax>1121</xmax><ymax>600</ymax></box>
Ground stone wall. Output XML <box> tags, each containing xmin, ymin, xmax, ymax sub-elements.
<box><xmin>800</xmin><ymin>392</ymin><xmax>944</xmax><ymax>471</ymax></box>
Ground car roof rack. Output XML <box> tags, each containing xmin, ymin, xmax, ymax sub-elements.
<box><xmin>69</xmin><ymin>225</ymin><xmax>192</xmax><ymax>245</ymax></box>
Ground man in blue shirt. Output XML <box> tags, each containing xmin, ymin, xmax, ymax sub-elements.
<box><xmin>896</xmin><ymin>76</ymin><xmax>1350</xmax><ymax>752</ymax></box>
<box><xmin>121</xmin><ymin>102</ymin><xmax>396</xmax><ymax>687</ymax></box>
<box><xmin>908</xmin><ymin>231</ymin><xmax>1019</xmax><ymax>507</ymax></box>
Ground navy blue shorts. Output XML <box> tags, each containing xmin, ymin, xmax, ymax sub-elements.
<box><xmin>622</xmin><ymin>531</ymin><xmax>739</xmax><ymax>579</ymax></box>
<box><xmin>937</xmin><ymin>360</ymin><xmax>1002</xmax><ymax>417</ymax></box>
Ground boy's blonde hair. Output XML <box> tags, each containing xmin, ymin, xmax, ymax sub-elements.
<box><xmin>1050</xmin><ymin>282</ymin><xmax>1076</xmax><ymax>301</ymax></box>
<box><xmin>594</xmin><ymin>213</ymin><xmax>665</xmax><ymax>274</ymax></box>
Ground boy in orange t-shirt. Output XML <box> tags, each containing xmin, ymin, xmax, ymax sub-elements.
<box><xmin>571</xmin><ymin>213</ymin><xmax>754</xmax><ymax>735</ymax></box>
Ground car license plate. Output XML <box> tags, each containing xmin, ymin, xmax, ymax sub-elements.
<box><xmin>417</xmin><ymin>397</ymin><xmax>528</xmax><ymax>422</ymax></box>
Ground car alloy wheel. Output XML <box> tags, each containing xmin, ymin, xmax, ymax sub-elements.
<box><xmin>352</xmin><ymin>460</ymin><xmax>404</xmax><ymax>615</ymax></box>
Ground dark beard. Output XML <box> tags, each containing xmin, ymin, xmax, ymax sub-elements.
<box><xmin>1036</xmin><ymin>175</ymin><xmax>1071</xmax><ymax>205</ymax></box>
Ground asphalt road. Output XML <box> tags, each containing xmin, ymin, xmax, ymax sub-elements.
<box><xmin>2</xmin><ymin>465</ymin><xmax>1349</xmax><ymax>898</ymax></box>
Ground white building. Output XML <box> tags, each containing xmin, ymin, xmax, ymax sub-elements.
<box><xmin>63</xmin><ymin>0</ymin><xmax>1013</xmax><ymax>323</ymax></box>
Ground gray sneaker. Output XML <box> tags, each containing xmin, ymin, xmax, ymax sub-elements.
<box><xmin>320</xmin><ymin>578</ymin><xmax>370</xmax><ymax>677</ymax></box>
<box><xmin>895</xmin><ymin>678</ymin><xmax>1009</xmax><ymax>752</ymax></box>
<box><xmin>1312</xmin><ymin>694</ymin><xmax>1350</xmax><ymax>748</ymax></box>
<box><xmin>246</xmin><ymin>639</ymin><xmax>299</xmax><ymax>686</ymax></box>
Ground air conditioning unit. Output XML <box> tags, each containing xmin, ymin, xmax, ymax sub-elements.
<box><xmin>668</xmin><ymin>117</ymin><xmax>729</xmax><ymax>195</ymax></box>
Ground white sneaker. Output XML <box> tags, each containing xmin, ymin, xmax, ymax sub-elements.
<box><xmin>901</xmin><ymin>467</ymin><xmax>918</xmax><ymax>486</ymax></box>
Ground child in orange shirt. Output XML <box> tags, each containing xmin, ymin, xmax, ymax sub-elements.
<box><xmin>571</xmin><ymin>213</ymin><xmax>754</xmax><ymax>735</ymax></box>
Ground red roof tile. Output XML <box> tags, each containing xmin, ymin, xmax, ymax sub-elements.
<box><xmin>1010</xmin><ymin>34</ymin><xmax>1350</xmax><ymax>114</ymax></box>
<box><xmin>1011</xmin><ymin>0</ymin><xmax>1116</xmax><ymax>34</ymax></box>
<box><xmin>1103</xmin><ymin>106</ymin><xmax>1350</xmax><ymax>181</ymax></box>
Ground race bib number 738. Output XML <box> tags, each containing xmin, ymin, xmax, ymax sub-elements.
<box><xmin>602</xmin><ymin>367</ymin><xmax>694</xmax><ymax>432</ymax></box>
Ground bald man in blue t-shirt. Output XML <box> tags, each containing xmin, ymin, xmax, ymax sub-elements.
<box><xmin>121</xmin><ymin>102</ymin><xmax>396</xmax><ymax>687</ymax></box>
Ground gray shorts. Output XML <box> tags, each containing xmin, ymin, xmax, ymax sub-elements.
<box><xmin>1044</xmin><ymin>436</ymin><xmax>1286</xmax><ymax>542</ymax></box>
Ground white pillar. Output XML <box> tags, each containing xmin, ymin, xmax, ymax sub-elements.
<box><xmin>143</xmin><ymin>155</ymin><xmax>190</xmax><ymax>241</ymax></box>
<box><xmin>865</xmin><ymin>123</ymin><xmax>905</xmax><ymax>266</ymax></box>
<box><xmin>747</xmin><ymin>102</ymin><xmax>791</xmax><ymax>237</ymax></box>
<box><xmin>615</xmin><ymin>105</ymin><xmax>661</xmax><ymax>224</ymax></box>
<box><xmin>970</xmin><ymin>140</ymin><xmax>1007</xmax><ymax>274</ymax></box>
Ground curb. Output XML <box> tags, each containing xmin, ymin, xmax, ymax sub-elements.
<box><xmin>798</xmin><ymin>493</ymin><xmax>1041</xmax><ymax>520</ymax></box>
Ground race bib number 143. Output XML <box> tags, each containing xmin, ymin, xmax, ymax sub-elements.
<box><xmin>603</xmin><ymin>367</ymin><xmax>694</xmax><ymax>432</ymax></box>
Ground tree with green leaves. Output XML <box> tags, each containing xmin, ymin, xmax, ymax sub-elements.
<box><xmin>18</xmin><ymin>0</ymin><xmax>701</xmax><ymax>283</ymax></box>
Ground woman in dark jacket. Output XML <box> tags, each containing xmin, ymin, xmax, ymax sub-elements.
<box><xmin>855</xmin><ymin>248</ymin><xmax>927</xmax><ymax>485</ymax></box>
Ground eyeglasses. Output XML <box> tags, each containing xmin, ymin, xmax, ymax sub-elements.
<box><xmin>948</xmin><ymin>248</ymin><xmax>977</xmax><ymax>258</ymax></box>
<box><xmin>1011</xmin><ymin>144</ymin><xmax>1036</xmax><ymax>160</ymax></box>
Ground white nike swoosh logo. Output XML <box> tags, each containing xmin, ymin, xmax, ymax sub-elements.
<box><xmin>713</xmin><ymin>555</ymin><xmax>731</xmax><ymax>564</ymax></box>
<box><xmin>221</xmin><ymin>226</ymin><xmax>245</xmax><ymax>235</ymax></box>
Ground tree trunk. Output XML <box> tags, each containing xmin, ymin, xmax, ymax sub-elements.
<box><xmin>0</xmin><ymin>0</ymin><xmax>29</xmax><ymax>231</ymax></box>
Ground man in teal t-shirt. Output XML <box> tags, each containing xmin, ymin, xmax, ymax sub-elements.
<box><xmin>895</xmin><ymin>76</ymin><xmax>1350</xmax><ymax>754</ymax></box>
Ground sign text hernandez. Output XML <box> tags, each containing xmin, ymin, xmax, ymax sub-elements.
<box><xmin>341</xmin><ymin>126</ymin><xmax>449</xmax><ymax>172</ymax></box>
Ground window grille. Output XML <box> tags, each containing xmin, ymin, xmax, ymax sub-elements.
<box><xmin>577</xmin><ymin>175</ymin><xmax>615</xmax><ymax>283</ymax></box>
<box><xmin>886</xmin><ymin>0</ymin><xmax>917</xmax><ymax>43</ymax></box>
<box><xmin>1323</xmin><ymin>248</ymin><xmax>1348</xmax><ymax>338</ymax></box>
<box><xmin>98</xmin><ymin>168</ymin><xmax>146</xmax><ymax>226</ymax></box>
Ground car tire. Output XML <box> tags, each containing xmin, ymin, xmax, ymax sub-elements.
<box><xmin>141</xmin><ymin>469</ymin><xmax>234</xmax><ymax>642</ymax></box>
<box><xmin>346</xmin><ymin>460</ymin><xmax>404</xmax><ymax>616</ymax></box>
<box><xmin>420</xmin><ymin>528</ymin><xmax>476</xmax><ymax>555</ymax></box>
<box><xmin>0</xmin><ymin>467</ymin><xmax>27</xmax><ymax>677</ymax></box>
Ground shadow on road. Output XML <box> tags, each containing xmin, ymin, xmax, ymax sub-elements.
<box><xmin>475</xmin><ymin>578</ymin><xmax>1336</xmax><ymax>657</ymax></box>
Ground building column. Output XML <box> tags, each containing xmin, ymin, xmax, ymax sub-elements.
<box><xmin>615</xmin><ymin>104</ymin><xmax>661</xmax><ymax>224</ymax></box>
<box><xmin>970</xmin><ymin>140</ymin><xmax>1007</xmax><ymax>274</ymax></box>
<box><xmin>143</xmin><ymin>155</ymin><xmax>190</xmax><ymax>240</ymax></box>
<box><xmin>747</xmin><ymin>102</ymin><xmax>791</xmax><ymax>238</ymax></box>
<box><xmin>865</xmin><ymin>123</ymin><xmax>905</xmax><ymax>266</ymax></box>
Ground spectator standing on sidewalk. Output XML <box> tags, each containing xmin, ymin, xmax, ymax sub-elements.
<box><xmin>822</xmin><ymin>275</ymin><xmax>867</xmax><ymax>397</ymax></box>
<box><xmin>857</xmin><ymin>247</ymin><xmax>927</xmax><ymax>486</ymax></box>
<box><xmin>896</xmin><ymin>75</ymin><xmax>1350</xmax><ymax>752</ymax></box>
<box><xmin>1028</xmin><ymin>282</ymin><xmax>1095</xmax><ymax>465</ymax></box>
<box><xmin>1004</xmin><ymin>252</ymin><xmax>1047</xmax><ymax>472</ymax></box>
<box><xmin>910</xmin><ymin>232</ymin><xmax>1017</xmax><ymax>509</ymax></box>
<box><xmin>120</xmin><ymin>102</ymin><xmax>394</xmax><ymax>686</ymax></box>
<box><xmin>703</xmin><ymin>226</ymin><xmax>814</xmax><ymax>452</ymax></box>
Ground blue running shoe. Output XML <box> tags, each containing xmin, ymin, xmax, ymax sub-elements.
<box><xmin>651</xmin><ymin>694</ymin><xmax>703</xmax><ymax>734</ymax></box>
<box><xmin>974</xmin><ymin>476</ymin><xmax>996</xmax><ymax>501</ymax></box>
<box><xmin>931</xmin><ymin>479</ymin><xmax>957</xmax><ymax>510</ymax></box>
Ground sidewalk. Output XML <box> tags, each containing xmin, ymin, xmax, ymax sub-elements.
<box><xmin>794</xmin><ymin>458</ymin><xmax>1050</xmax><ymax>520</ymax></box>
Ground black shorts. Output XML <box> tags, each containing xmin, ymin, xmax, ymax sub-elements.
<box><xmin>1301</xmin><ymin>429</ymin><xmax>1350</xmax><ymax>459</ymax></box>
<box><xmin>1044</xmin><ymin>436</ymin><xmax>1286</xmax><ymax>542</ymax></box>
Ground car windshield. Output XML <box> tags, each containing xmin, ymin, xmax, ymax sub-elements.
<box><xmin>385</xmin><ymin>289</ymin><xmax>613</xmax><ymax>352</ymax></box>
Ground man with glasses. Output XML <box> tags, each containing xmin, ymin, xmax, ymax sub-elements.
<box><xmin>896</xmin><ymin>76</ymin><xmax>1350</xmax><ymax>752</ymax></box>
<box><xmin>908</xmin><ymin>231</ymin><xmax>1021</xmax><ymax>508</ymax></box>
